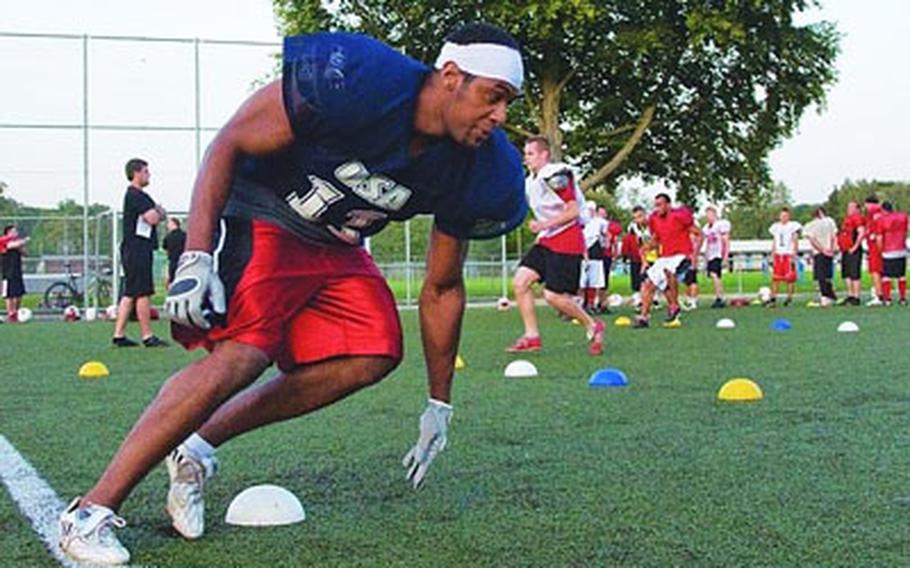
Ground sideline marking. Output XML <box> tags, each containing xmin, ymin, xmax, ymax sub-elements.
<box><xmin>0</xmin><ymin>434</ymin><xmax>89</xmax><ymax>567</ymax></box>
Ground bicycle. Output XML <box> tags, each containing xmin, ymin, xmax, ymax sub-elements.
<box><xmin>43</xmin><ymin>262</ymin><xmax>113</xmax><ymax>309</ymax></box>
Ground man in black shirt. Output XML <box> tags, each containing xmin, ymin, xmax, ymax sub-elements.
<box><xmin>1</xmin><ymin>225</ymin><xmax>28</xmax><ymax>322</ymax></box>
<box><xmin>113</xmin><ymin>158</ymin><xmax>168</xmax><ymax>347</ymax></box>
<box><xmin>162</xmin><ymin>217</ymin><xmax>187</xmax><ymax>290</ymax></box>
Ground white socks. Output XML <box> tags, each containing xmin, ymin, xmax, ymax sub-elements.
<box><xmin>183</xmin><ymin>433</ymin><xmax>216</xmax><ymax>462</ymax></box>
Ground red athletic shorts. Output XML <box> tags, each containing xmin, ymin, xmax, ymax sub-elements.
<box><xmin>772</xmin><ymin>254</ymin><xmax>797</xmax><ymax>283</ymax></box>
<box><xmin>173</xmin><ymin>219</ymin><xmax>403</xmax><ymax>372</ymax></box>
<box><xmin>867</xmin><ymin>247</ymin><xmax>883</xmax><ymax>274</ymax></box>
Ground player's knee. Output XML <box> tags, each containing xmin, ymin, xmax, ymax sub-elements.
<box><xmin>354</xmin><ymin>355</ymin><xmax>400</xmax><ymax>387</ymax></box>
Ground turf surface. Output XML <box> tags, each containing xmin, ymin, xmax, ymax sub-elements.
<box><xmin>1</xmin><ymin>302</ymin><xmax>908</xmax><ymax>567</ymax></box>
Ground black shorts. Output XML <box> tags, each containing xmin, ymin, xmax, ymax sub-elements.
<box><xmin>121</xmin><ymin>245</ymin><xmax>155</xmax><ymax>298</ymax></box>
<box><xmin>707</xmin><ymin>258</ymin><xmax>723</xmax><ymax>277</ymax></box>
<box><xmin>519</xmin><ymin>244</ymin><xmax>581</xmax><ymax>295</ymax></box>
<box><xmin>813</xmin><ymin>254</ymin><xmax>834</xmax><ymax>282</ymax></box>
<box><xmin>683</xmin><ymin>266</ymin><xmax>697</xmax><ymax>286</ymax></box>
<box><xmin>2</xmin><ymin>276</ymin><xmax>25</xmax><ymax>299</ymax></box>
<box><xmin>602</xmin><ymin>256</ymin><xmax>613</xmax><ymax>288</ymax></box>
<box><xmin>587</xmin><ymin>243</ymin><xmax>604</xmax><ymax>261</ymax></box>
<box><xmin>883</xmin><ymin>257</ymin><xmax>907</xmax><ymax>278</ymax></box>
<box><xmin>629</xmin><ymin>261</ymin><xmax>643</xmax><ymax>292</ymax></box>
<box><xmin>841</xmin><ymin>250</ymin><xmax>862</xmax><ymax>280</ymax></box>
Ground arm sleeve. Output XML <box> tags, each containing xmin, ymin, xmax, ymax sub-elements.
<box><xmin>434</xmin><ymin>131</ymin><xmax>528</xmax><ymax>240</ymax></box>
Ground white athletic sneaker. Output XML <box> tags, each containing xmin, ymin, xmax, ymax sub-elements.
<box><xmin>867</xmin><ymin>296</ymin><xmax>883</xmax><ymax>307</ymax></box>
<box><xmin>166</xmin><ymin>444</ymin><xmax>217</xmax><ymax>540</ymax></box>
<box><xmin>59</xmin><ymin>497</ymin><xmax>130</xmax><ymax>565</ymax></box>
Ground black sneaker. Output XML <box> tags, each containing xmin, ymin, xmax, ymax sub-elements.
<box><xmin>710</xmin><ymin>298</ymin><xmax>726</xmax><ymax>309</ymax></box>
<box><xmin>142</xmin><ymin>335</ymin><xmax>169</xmax><ymax>348</ymax></box>
<box><xmin>633</xmin><ymin>317</ymin><xmax>650</xmax><ymax>329</ymax></box>
<box><xmin>112</xmin><ymin>336</ymin><xmax>139</xmax><ymax>347</ymax></box>
<box><xmin>782</xmin><ymin>297</ymin><xmax>792</xmax><ymax>307</ymax></box>
<box><xmin>763</xmin><ymin>298</ymin><xmax>777</xmax><ymax>308</ymax></box>
<box><xmin>665</xmin><ymin>305</ymin><xmax>681</xmax><ymax>323</ymax></box>
<box><xmin>849</xmin><ymin>296</ymin><xmax>862</xmax><ymax>306</ymax></box>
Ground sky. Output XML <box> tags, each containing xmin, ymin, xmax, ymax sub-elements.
<box><xmin>0</xmin><ymin>0</ymin><xmax>907</xmax><ymax>211</ymax></box>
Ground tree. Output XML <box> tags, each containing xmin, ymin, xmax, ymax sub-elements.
<box><xmin>726</xmin><ymin>181</ymin><xmax>798</xmax><ymax>238</ymax></box>
<box><xmin>272</xmin><ymin>0</ymin><xmax>839</xmax><ymax>206</ymax></box>
<box><xmin>824</xmin><ymin>179</ymin><xmax>910</xmax><ymax>217</ymax></box>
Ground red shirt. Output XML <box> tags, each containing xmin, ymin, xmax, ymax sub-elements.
<box><xmin>838</xmin><ymin>213</ymin><xmax>864</xmax><ymax>252</ymax></box>
<box><xmin>649</xmin><ymin>207</ymin><xmax>694</xmax><ymax>257</ymax></box>
<box><xmin>882</xmin><ymin>211</ymin><xmax>908</xmax><ymax>254</ymax></box>
<box><xmin>865</xmin><ymin>204</ymin><xmax>883</xmax><ymax>254</ymax></box>
<box><xmin>538</xmin><ymin>184</ymin><xmax>584</xmax><ymax>255</ymax></box>
<box><xmin>0</xmin><ymin>235</ymin><xmax>12</xmax><ymax>254</ymax></box>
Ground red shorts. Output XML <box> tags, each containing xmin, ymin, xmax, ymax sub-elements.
<box><xmin>772</xmin><ymin>254</ymin><xmax>797</xmax><ymax>283</ymax></box>
<box><xmin>868</xmin><ymin>248</ymin><xmax>883</xmax><ymax>274</ymax></box>
<box><xmin>173</xmin><ymin>219</ymin><xmax>402</xmax><ymax>372</ymax></box>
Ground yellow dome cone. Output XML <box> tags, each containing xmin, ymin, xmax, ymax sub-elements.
<box><xmin>454</xmin><ymin>355</ymin><xmax>465</xmax><ymax>370</ymax></box>
<box><xmin>718</xmin><ymin>378</ymin><xmax>762</xmax><ymax>401</ymax></box>
<box><xmin>614</xmin><ymin>316</ymin><xmax>631</xmax><ymax>327</ymax></box>
<box><xmin>79</xmin><ymin>361</ymin><xmax>110</xmax><ymax>379</ymax></box>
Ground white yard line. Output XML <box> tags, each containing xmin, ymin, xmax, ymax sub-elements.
<box><xmin>0</xmin><ymin>434</ymin><xmax>105</xmax><ymax>567</ymax></box>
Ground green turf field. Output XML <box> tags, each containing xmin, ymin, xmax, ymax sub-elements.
<box><xmin>1</xmin><ymin>303</ymin><xmax>909</xmax><ymax>567</ymax></box>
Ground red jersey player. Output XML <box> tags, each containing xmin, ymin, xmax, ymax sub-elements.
<box><xmin>837</xmin><ymin>201</ymin><xmax>865</xmax><ymax>305</ymax></box>
<box><xmin>879</xmin><ymin>201</ymin><xmax>908</xmax><ymax>305</ymax></box>
<box><xmin>634</xmin><ymin>193</ymin><xmax>701</xmax><ymax>328</ymax></box>
<box><xmin>864</xmin><ymin>196</ymin><xmax>886</xmax><ymax>305</ymax></box>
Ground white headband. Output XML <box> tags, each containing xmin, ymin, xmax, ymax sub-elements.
<box><xmin>434</xmin><ymin>41</ymin><xmax>524</xmax><ymax>91</ymax></box>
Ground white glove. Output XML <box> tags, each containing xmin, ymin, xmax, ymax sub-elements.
<box><xmin>402</xmin><ymin>399</ymin><xmax>453</xmax><ymax>489</ymax></box>
<box><xmin>165</xmin><ymin>251</ymin><xmax>226</xmax><ymax>329</ymax></box>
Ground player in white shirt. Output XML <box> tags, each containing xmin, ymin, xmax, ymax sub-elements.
<box><xmin>701</xmin><ymin>206</ymin><xmax>731</xmax><ymax>308</ymax></box>
<box><xmin>579</xmin><ymin>203</ymin><xmax>608</xmax><ymax>313</ymax></box>
<box><xmin>767</xmin><ymin>207</ymin><xmax>802</xmax><ymax>306</ymax></box>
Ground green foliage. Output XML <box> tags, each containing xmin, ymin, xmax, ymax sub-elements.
<box><xmin>272</xmin><ymin>0</ymin><xmax>840</xmax><ymax>205</ymax></box>
<box><xmin>726</xmin><ymin>181</ymin><xmax>803</xmax><ymax>238</ymax></box>
<box><xmin>0</xmin><ymin>181</ymin><xmax>113</xmax><ymax>255</ymax></box>
<box><xmin>824</xmin><ymin>179</ymin><xmax>910</xmax><ymax>216</ymax></box>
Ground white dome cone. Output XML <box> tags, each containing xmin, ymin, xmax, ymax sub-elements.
<box><xmin>225</xmin><ymin>484</ymin><xmax>306</xmax><ymax>527</ymax></box>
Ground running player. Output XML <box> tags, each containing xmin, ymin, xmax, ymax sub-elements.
<box><xmin>507</xmin><ymin>136</ymin><xmax>605</xmax><ymax>353</ymax></box>
<box><xmin>879</xmin><ymin>201</ymin><xmax>908</xmax><ymax>305</ymax></box>
<box><xmin>59</xmin><ymin>24</ymin><xmax>528</xmax><ymax>565</ymax></box>
<box><xmin>837</xmin><ymin>201</ymin><xmax>865</xmax><ymax>306</ymax></box>
<box><xmin>634</xmin><ymin>193</ymin><xmax>700</xmax><ymax>328</ymax></box>
<box><xmin>767</xmin><ymin>207</ymin><xmax>801</xmax><ymax>306</ymax></box>
<box><xmin>701</xmin><ymin>206</ymin><xmax>731</xmax><ymax>308</ymax></box>
<box><xmin>864</xmin><ymin>196</ymin><xmax>886</xmax><ymax>305</ymax></box>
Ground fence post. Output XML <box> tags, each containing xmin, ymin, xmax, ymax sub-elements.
<box><xmin>404</xmin><ymin>219</ymin><xmax>412</xmax><ymax>306</ymax></box>
<box><xmin>500</xmin><ymin>233</ymin><xmax>508</xmax><ymax>298</ymax></box>
<box><xmin>82</xmin><ymin>34</ymin><xmax>90</xmax><ymax>306</ymax></box>
<box><xmin>111</xmin><ymin>211</ymin><xmax>119</xmax><ymax>305</ymax></box>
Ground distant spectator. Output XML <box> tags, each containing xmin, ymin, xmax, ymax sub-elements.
<box><xmin>0</xmin><ymin>225</ymin><xmax>29</xmax><ymax>322</ymax></box>
<box><xmin>113</xmin><ymin>158</ymin><xmax>168</xmax><ymax>347</ymax></box>
<box><xmin>879</xmin><ymin>201</ymin><xmax>908</xmax><ymax>305</ymax></box>
<box><xmin>803</xmin><ymin>206</ymin><xmax>838</xmax><ymax>306</ymax></box>
<box><xmin>621</xmin><ymin>206</ymin><xmax>650</xmax><ymax>300</ymax></box>
<box><xmin>163</xmin><ymin>217</ymin><xmax>187</xmax><ymax>290</ymax></box>
<box><xmin>599</xmin><ymin>207</ymin><xmax>622</xmax><ymax>308</ymax></box>
<box><xmin>767</xmin><ymin>207</ymin><xmax>801</xmax><ymax>306</ymax></box>
<box><xmin>702</xmin><ymin>206</ymin><xmax>731</xmax><ymax>308</ymax></box>
<box><xmin>864</xmin><ymin>196</ymin><xmax>885</xmax><ymax>305</ymax></box>
<box><xmin>837</xmin><ymin>201</ymin><xmax>865</xmax><ymax>305</ymax></box>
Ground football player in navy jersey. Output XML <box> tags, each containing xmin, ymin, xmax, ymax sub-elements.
<box><xmin>60</xmin><ymin>23</ymin><xmax>527</xmax><ymax>564</ymax></box>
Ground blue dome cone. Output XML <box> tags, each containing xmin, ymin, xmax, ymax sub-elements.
<box><xmin>588</xmin><ymin>368</ymin><xmax>628</xmax><ymax>388</ymax></box>
<box><xmin>771</xmin><ymin>318</ymin><xmax>792</xmax><ymax>331</ymax></box>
